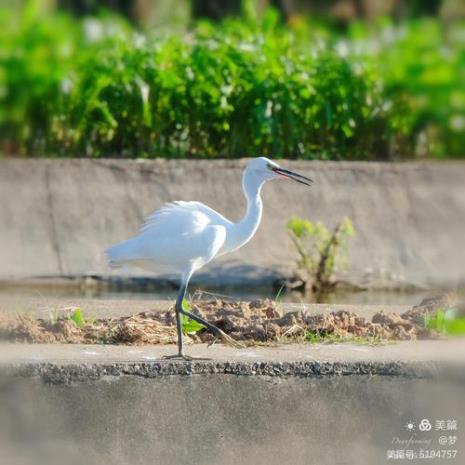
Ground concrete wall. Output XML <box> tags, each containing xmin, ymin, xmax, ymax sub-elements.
<box><xmin>1</xmin><ymin>367</ymin><xmax>464</xmax><ymax>465</ymax></box>
<box><xmin>1</xmin><ymin>159</ymin><xmax>464</xmax><ymax>287</ymax></box>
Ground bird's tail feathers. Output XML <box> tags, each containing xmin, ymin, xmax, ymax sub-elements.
<box><xmin>106</xmin><ymin>241</ymin><xmax>136</xmax><ymax>268</ymax></box>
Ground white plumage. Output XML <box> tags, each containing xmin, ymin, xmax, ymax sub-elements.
<box><xmin>107</xmin><ymin>201</ymin><xmax>229</xmax><ymax>275</ymax></box>
<box><xmin>106</xmin><ymin>157</ymin><xmax>312</xmax><ymax>359</ymax></box>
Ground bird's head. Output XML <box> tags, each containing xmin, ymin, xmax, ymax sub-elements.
<box><xmin>245</xmin><ymin>157</ymin><xmax>313</xmax><ymax>186</ymax></box>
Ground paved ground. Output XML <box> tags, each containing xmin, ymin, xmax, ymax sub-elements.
<box><xmin>2</xmin><ymin>339</ymin><xmax>464</xmax><ymax>366</ymax></box>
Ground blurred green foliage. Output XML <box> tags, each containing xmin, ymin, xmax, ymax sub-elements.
<box><xmin>425</xmin><ymin>308</ymin><xmax>465</xmax><ymax>336</ymax></box>
<box><xmin>347</xmin><ymin>18</ymin><xmax>465</xmax><ymax>158</ymax></box>
<box><xmin>0</xmin><ymin>3</ymin><xmax>464</xmax><ymax>159</ymax></box>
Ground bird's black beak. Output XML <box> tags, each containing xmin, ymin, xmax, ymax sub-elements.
<box><xmin>272</xmin><ymin>167</ymin><xmax>313</xmax><ymax>186</ymax></box>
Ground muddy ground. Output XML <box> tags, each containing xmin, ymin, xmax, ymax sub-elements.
<box><xmin>0</xmin><ymin>295</ymin><xmax>456</xmax><ymax>345</ymax></box>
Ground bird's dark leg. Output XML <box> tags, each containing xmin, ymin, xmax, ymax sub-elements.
<box><xmin>163</xmin><ymin>281</ymin><xmax>191</xmax><ymax>360</ymax></box>
<box><xmin>174</xmin><ymin>290</ymin><xmax>185</xmax><ymax>356</ymax></box>
<box><xmin>162</xmin><ymin>280</ymin><xmax>214</xmax><ymax>361</ymax></box>
<box><xmin>162</xmin><ymin>280</ymin><xmax>243</xmax><ymax>361</ymax></box>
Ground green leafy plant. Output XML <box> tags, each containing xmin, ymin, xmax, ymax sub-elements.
<box><xmin>69</xmin><ymin>308</ymin><xmax>85</xmax><ymax>327</ymax></box>
<box><xmin>67</xmin><ymin>307</ymin><xmax>95</xmax><ymax>327</ymax></box>
<box><xmin>1</xmin><ymin>4</ymin><xmax>464</xmax><ymax>160</ymax></box>
<box><xmin>425</xmin><ymin>309</ymin><xmax>465</xmax><ymax>336</ymax></box>
<box><xmin>347</xmin><ymin>18</ymin><xmax>465</xmax><ymax>159</ymax></box>
<box><xmin>287</xmin><ymin>216</ymin><xmax>355</xmax><ymax>294</ymax></box>
<box><xmin>181</xmin><ymin>299</ymin><xmax>205</xmax><ymax>335</ymax></box>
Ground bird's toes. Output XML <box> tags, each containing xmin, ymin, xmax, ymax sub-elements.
<box><xmin>162</xmin><ymin>354</ymin><xmax>212</xmax><ymax>361</ymax></box>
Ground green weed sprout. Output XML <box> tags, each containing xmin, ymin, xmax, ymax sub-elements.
<box><xmin>181</xmin><ymin>299</ymin><xmax>205</xmax><ymax>335</ymax></box>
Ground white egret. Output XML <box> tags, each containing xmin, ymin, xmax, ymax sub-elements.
<box><xmin>106</xmin><ymin>157</ymin><xmax>312</xmax><ymax>359</ymax></box>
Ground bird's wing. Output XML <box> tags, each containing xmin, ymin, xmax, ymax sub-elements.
<box><xmin>139</xmin><ymin>201</ymin><xmax>231</xmax><ymax>234</ymax></box>
<box><xmin>107</xmin><ymin>201</ymin><xmax>228</xmax><ymax>273</ymax></box>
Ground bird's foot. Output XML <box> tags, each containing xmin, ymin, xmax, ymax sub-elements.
<box><xmin>162</xmin><ymin>353</ymin><xmax>212</xmax><ymax>361</ymax></box>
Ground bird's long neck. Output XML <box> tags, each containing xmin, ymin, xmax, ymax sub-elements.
<box><xmin>227</xmin><ymin>172</ymin><xmax>264</xmax><ymax>252</ymax></box>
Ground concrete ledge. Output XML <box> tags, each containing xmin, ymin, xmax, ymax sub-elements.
<box><xmin>1</xmin><ymin>341</ymin><xmax>464</xmax><ymax>465</ymax></box>
<box><xmin>1</xmin><ymin>340</ymin><xmax>465</xmax><ymax>383</ymax></box>
<box><xmin>4</xmin><ymin>360</ymin><xmax>464</xmax><ymax>386</ymax></box>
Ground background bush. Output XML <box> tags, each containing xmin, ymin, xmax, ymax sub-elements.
<box><xmin>1</xmin><ymin>5</ymin><xmax>464</xmax><ymax>159</ymax></box>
